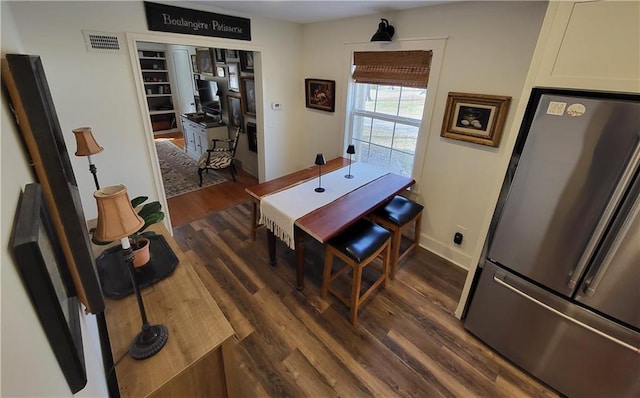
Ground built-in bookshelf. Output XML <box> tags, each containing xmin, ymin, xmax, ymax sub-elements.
<box><xmin>138</xmin><ymin>50</ymin><xmax>178</xmax><ymax>134</ymax></box>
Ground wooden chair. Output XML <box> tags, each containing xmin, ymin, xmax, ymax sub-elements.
<box><xmin>321</xmin><ymin>218</ymin><xmax>392</xmax><ymax>325</ymax></box>
<box><xmin>370</xmin><ymin>195</ymin><xmax>423</xmax><ymax>279</ymax></box>
<box><xmin>198</xmin><ymin>128</ymin><xmax>240</xmax><ymax>185</ymax></box>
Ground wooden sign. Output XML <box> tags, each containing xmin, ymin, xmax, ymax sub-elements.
<box><xmin>144</xmin><ymin>2</ymin><xmax>251</xmax><ymax>41</ymax></box>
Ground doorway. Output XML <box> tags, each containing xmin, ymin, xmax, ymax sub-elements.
<box><xmin>128</xmin><ymin>33</ymin><xmax>263</xmax><ymax>229</ymax></box>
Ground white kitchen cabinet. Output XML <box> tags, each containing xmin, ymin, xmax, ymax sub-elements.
<box><xmin>181</xmin><ymin>115</ymin><xmax>228</xmax><ymax>160</ymax></box>
<box><xmin>533</xmin><ymin>1</ymin><xmax>639</xmax><ymax>93</ymax></box>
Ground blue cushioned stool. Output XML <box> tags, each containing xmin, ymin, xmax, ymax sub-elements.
<box><xmin>370</xmin><ymin>195</ymin><xmax>423</xmax><ymax>279</ymax></box>
<box><xmin>321</xmin><ymin>218</ymin><xmax>392</xmax><ymax>325</ymax></box>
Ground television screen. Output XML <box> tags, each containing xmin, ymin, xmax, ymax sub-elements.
<box><xmin>196</xmin><ymin>79</ymin><xmax>221</xmax><ymax>116</ymax></box>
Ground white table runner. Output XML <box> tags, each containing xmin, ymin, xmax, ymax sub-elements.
<box><xmin>260</xmin><ymin>162</ymin><xmax>388</xmax><ymax>248</ymax></box>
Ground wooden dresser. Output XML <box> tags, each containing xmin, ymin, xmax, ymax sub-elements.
<box><xmin>100</xmin><ymin>224</ymin><xmax>238</xmax><ymax>397</ymax></box>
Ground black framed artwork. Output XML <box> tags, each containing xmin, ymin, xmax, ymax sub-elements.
<box><xmin>239</xmin><ymin>50</ymin><xmax>254</xmax><ymax>72</ymax></box>
<box><xmin>196</xmin><ymin>48</ymin><xmax>213</xmax><ymax>75</ymax></box>
<box><xmin>228</xmin><ymin>62</ymin><xmax>240</xmax><ymax>92</ymax></box>
<box><xmin>2</xmin><ymin>54</ymin><xmax>105</xmax><ymax>313</ymax></box>
<box><xmin>12</xmin><ymin>183</ymin><xmax>87</xmax><ymax>393</ymax></box>
<box><xmin>241</xmin><ymin>77</ymin><xmax>256</xmax><ymax>116</ymax></box>
<box><xmin>246</xmin><ymin>121</ymin><xmax>257</xmax><ymax>152</ymax></box>
<box><xmin>214</xmin><ymin>48</ymin><xmax>226</xmax><ymax>63</ymax></box>
<box><xmin>227</xmin><ymin>94</ymin><xmax>243</xmax><ymax>128</ymax></box>
<box><xmin>305</xmin><ymin>78</ymin><xmax>335</xmax><ymax>112</ymax></box>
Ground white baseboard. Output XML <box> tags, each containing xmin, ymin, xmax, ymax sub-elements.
<box><xmin>419</xmin><ymin>233</ymin><xmax>472</xmax><ymax>271</ymax></box>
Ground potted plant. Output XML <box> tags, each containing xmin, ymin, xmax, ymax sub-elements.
<box><xmin>128</xmin><ymin>195</ymin><xmax>165</xmax><ymax>267</ymax></box>
<box><xmin>92</xmin><ymin>195</ymin><xmax>165</xmax><ymax>267</ymax></box>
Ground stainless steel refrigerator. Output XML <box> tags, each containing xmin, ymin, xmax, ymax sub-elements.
<box><xmin>464</xmin><ymin>88</ymin><xmax>640</xmax><ymax>397</ymax></box>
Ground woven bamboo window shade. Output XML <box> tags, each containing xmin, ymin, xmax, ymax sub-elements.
<box><xmin>352</xmin><ymin>50</ymin><xmax>433</xmax><ymax>88</ymax></box>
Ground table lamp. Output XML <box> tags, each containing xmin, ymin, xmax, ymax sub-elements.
<box><xmin>345</xmin><ymin>145</ymin><xmax>356</xmax><ymax>179</ymax></box>
<box><xmin>94</xmin><ymin>185</ymin><xmax>168</xmax><ymax>360</ymax></box>
<box><xmin>73</xmin><ymin>127</ymin><xmax>104</xmax><ymax>190</ymax></box>
<box><xmin>315</xmin><ymin>153</ymin><xmax>326</xmax><ymax>193</ymax></box>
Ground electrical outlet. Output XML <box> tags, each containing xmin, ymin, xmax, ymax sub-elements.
<box><xmin>454</xmin><ymin>225</ymin><xmax>467</xmax><ymax>245</ymax></box>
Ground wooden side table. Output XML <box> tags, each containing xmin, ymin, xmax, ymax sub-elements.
<box><xmin>100</xmin><ymin>224</ymin><xmax>238</xmax><ymax>397</ymax></box>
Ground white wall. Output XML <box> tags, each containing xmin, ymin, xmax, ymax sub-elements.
<box><xmin>300</xmin><ymin>1</ymin><xmax>547</xmax><ymax>270</ymax></box>
<box><xmin>7</xmin><ymin>0</ymin><xmax>303</xmax><ymax>222</ymax></box>
<box><xmin>2</xmin><ymin>2</ymin><xmax>548</xmax><ymax>356</ymax></box>
<box><xmin>1</xmin><ymin>3</ymin><xmax>108</xmax><ymax>397</ymax></box>
<box><xmin>5</xmin><ymin>0</ymin><xmax>546</xmax><ymax>277</ymax></box>
<box><xmin>2</xmin><ymin>0</ymin><xmax>301</xmax><ymax>395</ymax></box>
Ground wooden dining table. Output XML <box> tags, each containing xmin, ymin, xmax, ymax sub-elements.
<box><xmin>245</xmin><ymin>157</ymin><xmax>415</xmax><ymax>290</ymax></box>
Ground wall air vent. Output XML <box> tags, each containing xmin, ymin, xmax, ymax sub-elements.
<box><xmin>82</xmin><ymin>30</ymin><xmax>122</xmax><ymax>53</ymax></box>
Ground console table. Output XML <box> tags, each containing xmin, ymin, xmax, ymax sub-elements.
<box><xmin>100</xmin><ymin>224</ymin><xmax>238</xmax><ymax>397</ymax></box>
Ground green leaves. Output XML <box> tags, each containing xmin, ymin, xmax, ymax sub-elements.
<box><xmin>138</xmin><ymin>201</ymin><xmax>161</xmax><ymax>218</ymax></box>
<box><xmin>138</xmin><ymin>211</ymin><xmax>165</xmax><ymax>232</ymax></box>
<box><xmin>130</xmin><ymin>196</ymin><xmax>148</xmax><ymax>209</ymax></box>
<box><xmin>134</xmin><ymin>199</ymin><xmax>164</xmax><ymax>232</ymax></box>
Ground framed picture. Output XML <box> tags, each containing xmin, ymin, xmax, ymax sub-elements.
<box><xmin>3</xmin><ymin>54</ymin><xmax>104</xmax><ymax>313</ymax></box>
<box><xmin>196</xmin><ymin>48</ymin><xmax>213</xmax><ymax>74</ymax></box>
<box><xmin>225</xmin><ymin>49</ymin><xmax>239</xmax><ymax>60</ymax></box>
<box><xmin>246</xmin><ymin>121</ymin><xmax>257</xmax><ymax>152</ymax></box>
<box><xmin>239</xmin><ymin>51</ymin><xmax>254</xmax><ymax>72</ymax></box>
<box><xmin>440</xmin><ymin>92</ymin><xmax>511</xmax><ymax>147</ymax></box>
<box><xmin>305</xmin><ymin>78</ymin><xmax>335</xmax><ymax>112</ymax></box>
<box><xmin>241</xmin><ymin>77</ymin><xmax>256</xmax><ymax>116</ymax></box>
<box><xmin>190</xmin><ymin>54</ymin><xmax>198</xmax><ymax>73</ymax></box>
<box><xmin>216</xmin><ymin>65</ymin><xmax>226</xmax><ymax>78</ymax></box>
<box><xmin>214</xmin><ymin>48</ymin><xmax>226</xmax><ymax>63</ymax></box>
<box><xmin>227</xmin><ymin>95</ymin><xmax>243</xmax><ymax>128</ymax></box>
<box><xmin>12</xmin><ymin>183</ymin><xmax>87</xmax><ymax>393</ymax></box>
<box><xmin>228</xmin><ymin>62</ymin><xmax>240</xmax><ymax>92</ymax></box>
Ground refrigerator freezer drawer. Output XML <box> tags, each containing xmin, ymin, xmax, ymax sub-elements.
<box><xmin>464</xmin><ymin>262</ymin><xmax>640</xmax><ymax>398</ymax></box>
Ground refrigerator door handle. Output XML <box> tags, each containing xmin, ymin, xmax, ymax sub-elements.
<box><xmin>493</xmin><ymin>274</ymin><xmax>640</xmax><ymax>354</ymax></box>
<box><xmin>567</xmin><ymin>140</ymin><xmax>640</xmax><ymax>289</ymax></box>
<box><xmin>583</xmin><ymin>192</ymin><xmax>640</xmax><ymax>296</ymax></box>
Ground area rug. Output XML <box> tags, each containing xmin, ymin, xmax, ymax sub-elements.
<box><xmin>155</xmin><ymin>140</ymin><xmax>226</xmax><ymax>198</ymax></box>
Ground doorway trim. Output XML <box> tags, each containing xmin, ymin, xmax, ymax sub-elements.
<box><xmin>126</xmin><ymin>31</ymin><xmax>263</xmax><ymax>231</ymax></box>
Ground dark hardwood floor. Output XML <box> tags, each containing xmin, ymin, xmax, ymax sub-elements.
<box><xmin>171</xmin><ymin>202</ymin><xmax>559</xmax><ymax>397</ymax></box>
<box><xmin>156</xmin><ymin>133</ymin><xmax>556</xmax><ymax>396</ymax></box>
<box><xmin>154</xmin><ymin>133</ymin><xmax>259</xmax><ymax>227</ymax></box>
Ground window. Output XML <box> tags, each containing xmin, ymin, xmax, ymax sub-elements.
<box><xmin>350</xmin><ymin>84</ymin><xmax>425</xmax><ymax>177</ymax></box>
<box><xmin>347</xmin><ymin>51</ymin><xmax>432</xmax><ymax>177</ymax></box>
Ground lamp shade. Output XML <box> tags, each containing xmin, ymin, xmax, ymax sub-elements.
<box><xmin>73</xmin><ymin>127</ymin><xmax>104</xmax><ymax>156</ymax></box>
<box><xmin>315</xmin><ymin>153</ymin><xmax>326</xmax><ymax>165</ymax></box>
<box><xmin>371</xmin><ymin>18</ymin><xmax>395</xmax><ymax>42</ymax></box>
<box><xmin>347</xmin><ymin>145</ymin><xmax>356</xmax><ymax>155</ymax></box>
<box><xmin>94</xmin><ymin>185</ymin><xmax>144</xmax><ymax>242</ymax></box>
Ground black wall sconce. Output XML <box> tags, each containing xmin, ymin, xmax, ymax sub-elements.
<box><xmin>371</xmin><ymin>18</ymin><xmax>395</xmax><ymax>42</ymax></box>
